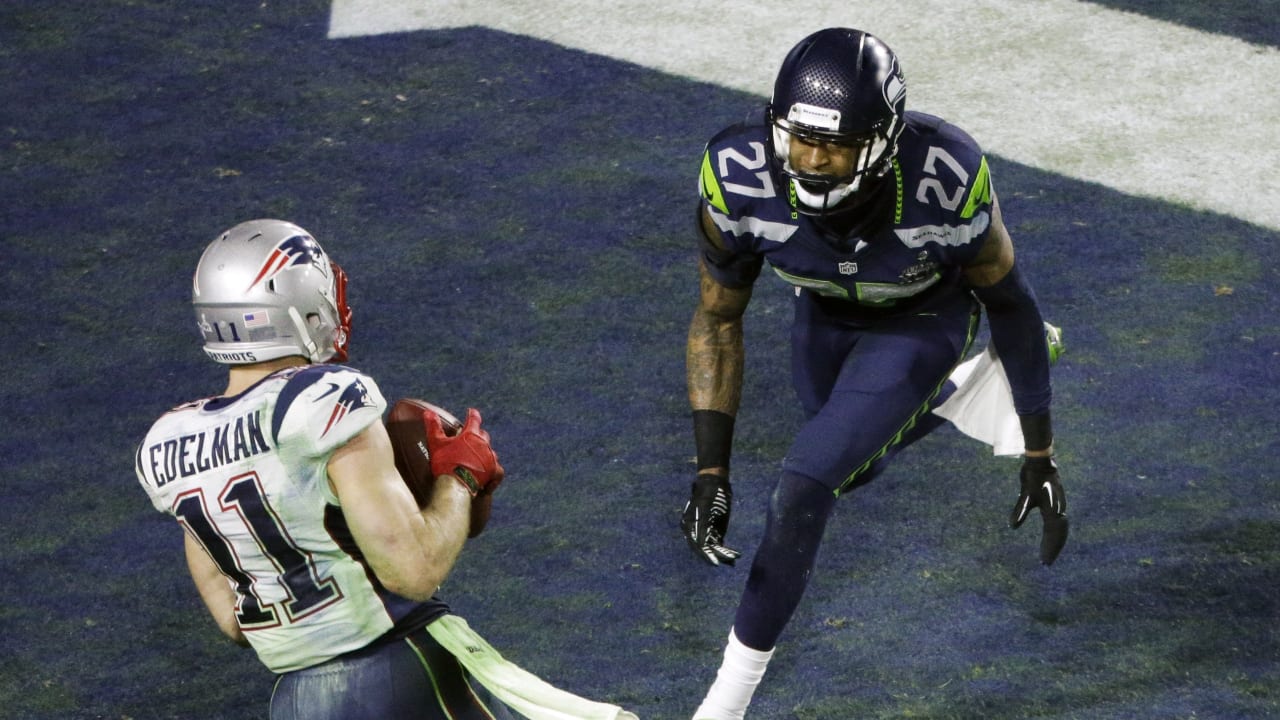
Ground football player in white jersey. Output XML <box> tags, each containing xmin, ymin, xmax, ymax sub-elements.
<box><xmin>135</xmin><ymin>220</ymin><xmax>637</xmax><ymax>720</ymax></box>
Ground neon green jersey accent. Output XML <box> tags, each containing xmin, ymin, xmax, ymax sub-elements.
<box><xmin>771</xmin><ymin>266</ymin><xmax>943</xmax><ymax>306</ymax></box>
<box><xmin>891</xmin><ymin>156</ymin><xmax>904</xmax><ymax>224</ymax></box>
<box><xmin>771</xmin><ymin>266</ymin><xmax>850</xmax><ymax>299</ymax></box>
<box><xmin>699</xmin><ymin>151</ymin><xmax>729</xmax><ymax>215</ymax></box>
<box><xmin>960</xmin><ymin>156</ymin><xmax>991</xmax><ymax>220</ymax></box>
<box><xmin>855</xmin><ymin>273</ymin><xmax>943</xmax><ymax>305</ymax></box>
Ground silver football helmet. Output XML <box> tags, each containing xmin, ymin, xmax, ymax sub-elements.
<box><xmin>192</xmin><ymin>219</ymin><xmax>352</xmax><ymax>365</ymax></box>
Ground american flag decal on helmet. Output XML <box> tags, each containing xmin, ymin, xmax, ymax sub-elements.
<box><xmin>247</xmin><ymin>235</ymin><xmax>327</xmax><ymax>292</ymax></box>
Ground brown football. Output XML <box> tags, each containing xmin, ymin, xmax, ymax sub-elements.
<box><xmin>385</xmin><ymin>398</ymin><xmax>491</xmax><ymax>537</ymax></box>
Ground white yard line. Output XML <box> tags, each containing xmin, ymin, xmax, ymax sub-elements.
<box><xmin>329</xmin><ymin>0</ymin><xmax>1280</xmax><ymax>231</ymax></box>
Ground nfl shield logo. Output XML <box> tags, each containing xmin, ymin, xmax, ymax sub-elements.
<box><xmin>838</xmin><ymin>261</ymin><xmax>858</xmax><ymax>275</ymax></box>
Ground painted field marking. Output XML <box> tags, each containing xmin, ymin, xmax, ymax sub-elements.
<box><xmin>329</xmin><ymin>1</ymin><xmax>1280</xmax><ymax>231</ymax></box>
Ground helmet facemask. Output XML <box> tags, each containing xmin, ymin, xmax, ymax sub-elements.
<box><xmin>326</xmin><ymin>259</ymin><xmax>353</xmax><ymax>363</ymax></box>
<box><xmin>767</xmin><ymin>28</ymin><xmax>907</xmax><ymax>216</ymax></box>
<box><xmin>770</xmin><ymin>114</ymin><xmax>895</xmax><ymax>214</ymax></box>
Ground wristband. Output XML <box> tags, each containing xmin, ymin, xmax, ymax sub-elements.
<box><xmin>1019</xmin><ymin>412</ymin><xmax>1053</xmax><ymax>452</ymax></box>
<box><xmin>1023</xmin><ymin>455</ymin><xmax>1057</xmax><ymax>471</ymax></box>
<box><xmin>694</xmin><ymin>471</ymin><xmax>729</xmax><ymax>492</ymax></box>
<box><xmin>693</xmin><ymin>409</ymin><xmax>735</xmax><ymax>471</ymax></box>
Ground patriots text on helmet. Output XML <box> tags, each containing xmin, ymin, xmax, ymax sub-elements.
<box><xmin>203</xmin><ymin>348</ymin><xmax>261</xmax><ymax>363</ymax></box>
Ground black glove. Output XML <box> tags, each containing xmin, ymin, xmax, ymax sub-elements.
<box><xmin>1010</xmin><ymin>456</ymin><xmax>1069</xmax><ymax>565</ymax></box>
<box><xmin>681</xmin><ymin>473</ymin><xmax>741</xmax><ymax>566</ymax></box>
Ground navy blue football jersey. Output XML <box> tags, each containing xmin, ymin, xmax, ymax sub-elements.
<box><xmin>698</xmin><ymin>111</ymin><xmax>993</xmax><ymax>320</ymax></box>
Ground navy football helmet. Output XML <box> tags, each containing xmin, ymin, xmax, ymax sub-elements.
<box><xmin>768</xmin><ymin>28</ymin><xmax>907</xmax><ymax>214</ymax></box>
<box><xmin>192</xmin><ymin>219</ymin><xmax>352</xmax><ymax>365</ymax></box>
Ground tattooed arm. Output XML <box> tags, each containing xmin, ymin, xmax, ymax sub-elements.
<box><xmin>680</xmin><ymin>208</ymin><xmax>756</xmax><ymax>566</ymax></box>
<box><xmin>687</xmin><ymin>209</ymin><xmax>754</xmax><ymax>433</ymax></box>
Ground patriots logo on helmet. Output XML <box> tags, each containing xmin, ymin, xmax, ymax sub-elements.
<box><xmin>247</xmin><ymin>235</ymin><xmax>328</xmax><ymax>292</ymax></box>
<box><xmin>321</xmin><ymin>379</ymin><xmax>374</xmax><ymax>437</ymax></box>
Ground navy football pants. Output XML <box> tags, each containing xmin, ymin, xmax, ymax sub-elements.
<box><xmin>735</xmin><ymin>291</ymin><xmax>979</xmax><ymax>651</ymax></box>
<box><xmin>269</xmin><ymin>621</ymin><xmax>514</xmax><ymax>720</ymax></box>
<box><xmin>784</xmin><ymin>291</ymin><xmax>979</xmax><ymax>492</ymax></box>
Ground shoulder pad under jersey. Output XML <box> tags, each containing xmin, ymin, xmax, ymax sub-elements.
<box><xmin>892</xmin><ymin>112</ymin><xmax>995</xmax><ymax>257</ymax></box>
<box><xmin>273</xmin><ymin>365</ymin><xmax>387</xmax><ymax>459</ymax></box>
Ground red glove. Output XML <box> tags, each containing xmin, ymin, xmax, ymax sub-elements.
<box><xmin>424</xmin><ymin>408</ymin><xmax>504</xmax><ymax>496</ymax></box>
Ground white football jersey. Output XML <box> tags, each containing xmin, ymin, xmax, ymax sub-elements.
<box><xmin>135</xmin><ymin>364</ymin><xmax>440</xmax><ymax>673</ymax></box>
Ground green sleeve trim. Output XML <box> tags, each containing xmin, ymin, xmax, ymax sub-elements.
<box><xmin>699</xmin><ymin>151</ymin><xmax>729</xmax><ymax>215</ymax></box>
<box><xmin>960</xmin><ymin>156</ymin><xmax>991</xmax><ymax>220</ymax></box>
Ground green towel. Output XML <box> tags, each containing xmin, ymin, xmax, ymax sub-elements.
<box><xmin>427</xmin><ymin>614</ymin><xmax>640</xmax><ymax>720</ymax></box>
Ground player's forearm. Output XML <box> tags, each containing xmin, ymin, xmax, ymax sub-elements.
<box><xmin>687</xmin><ymin>307</ymin><xmax>745</xmax><ymax>416</ymax></box>
<box><xmin>205</xmin><ymin>595</ymin><xmax>249</xmax><ymax>646</ymax></box>
<box><xmin>185</xmin><ymin>533</ymin><xmax>249</xmax><ymax>647</ymax></box>
<box><xmin>976</xmin><ymin>267</ymin><xmax>1052</xmax><ymax>417</ymax></box>
<box><xmin>397</xmin><ymin>480</ymin><xmax>470</xmax><ymax>601</ymax></box>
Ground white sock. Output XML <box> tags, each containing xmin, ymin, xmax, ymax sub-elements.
<box><xmin>691</xmin><ymin>628</ymin><xmax>775</xmax><ymax>720</ymax></box>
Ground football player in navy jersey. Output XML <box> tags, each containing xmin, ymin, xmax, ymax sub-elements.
<box><xmin>679</xmin><ymin>29</ymin><xmax>1069</xmax><ymax>719</ymax></box>
<box><xmin>136</xmin><ymin>220</ymin><xmax>637</xmax><ymax>720</ymax></box>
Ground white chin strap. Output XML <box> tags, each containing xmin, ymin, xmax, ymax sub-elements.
<box><xmin>792</xmin><ymin>177</ymin><xmax>859</xmax><ymax>211</ymax></box>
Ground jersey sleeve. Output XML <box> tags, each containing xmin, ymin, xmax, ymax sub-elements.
<box><xmin>893</xmin><ymin>114</ymin><xmax>1000</xmax><ymax>268</ymax></box>
<box><xmin>694</xmin><ymin>126</ymin><xmax>778</xmax><ymax>288</ymax></box>
<box><xmin>135</xmin><ymin>435</ymin><xmax>171</xmax><ymax>513</ymax></box>
<box><xmin>694</xmin><ymin>205</ymin><xmax>764</xmax><ymax>289</ymax></box>
<box><xmin>134</xmin><ymin>400</ymin><xmax>211</xmax><ymax>513</ymax></box>
<box><xmin>273</xmin><ymin>365</ymin><xmax>388</xmax><ymax>461</ymax></box>
<box><xmin>953</xmin><ymin>153</ymin><xmax>995</xmax><ymax>265</ymax></box>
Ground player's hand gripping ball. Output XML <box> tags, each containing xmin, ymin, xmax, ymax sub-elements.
<box><xmin>385</xmin><ymin>398</ymin><xmax>500</xmax><ymax>537</ymax></box>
